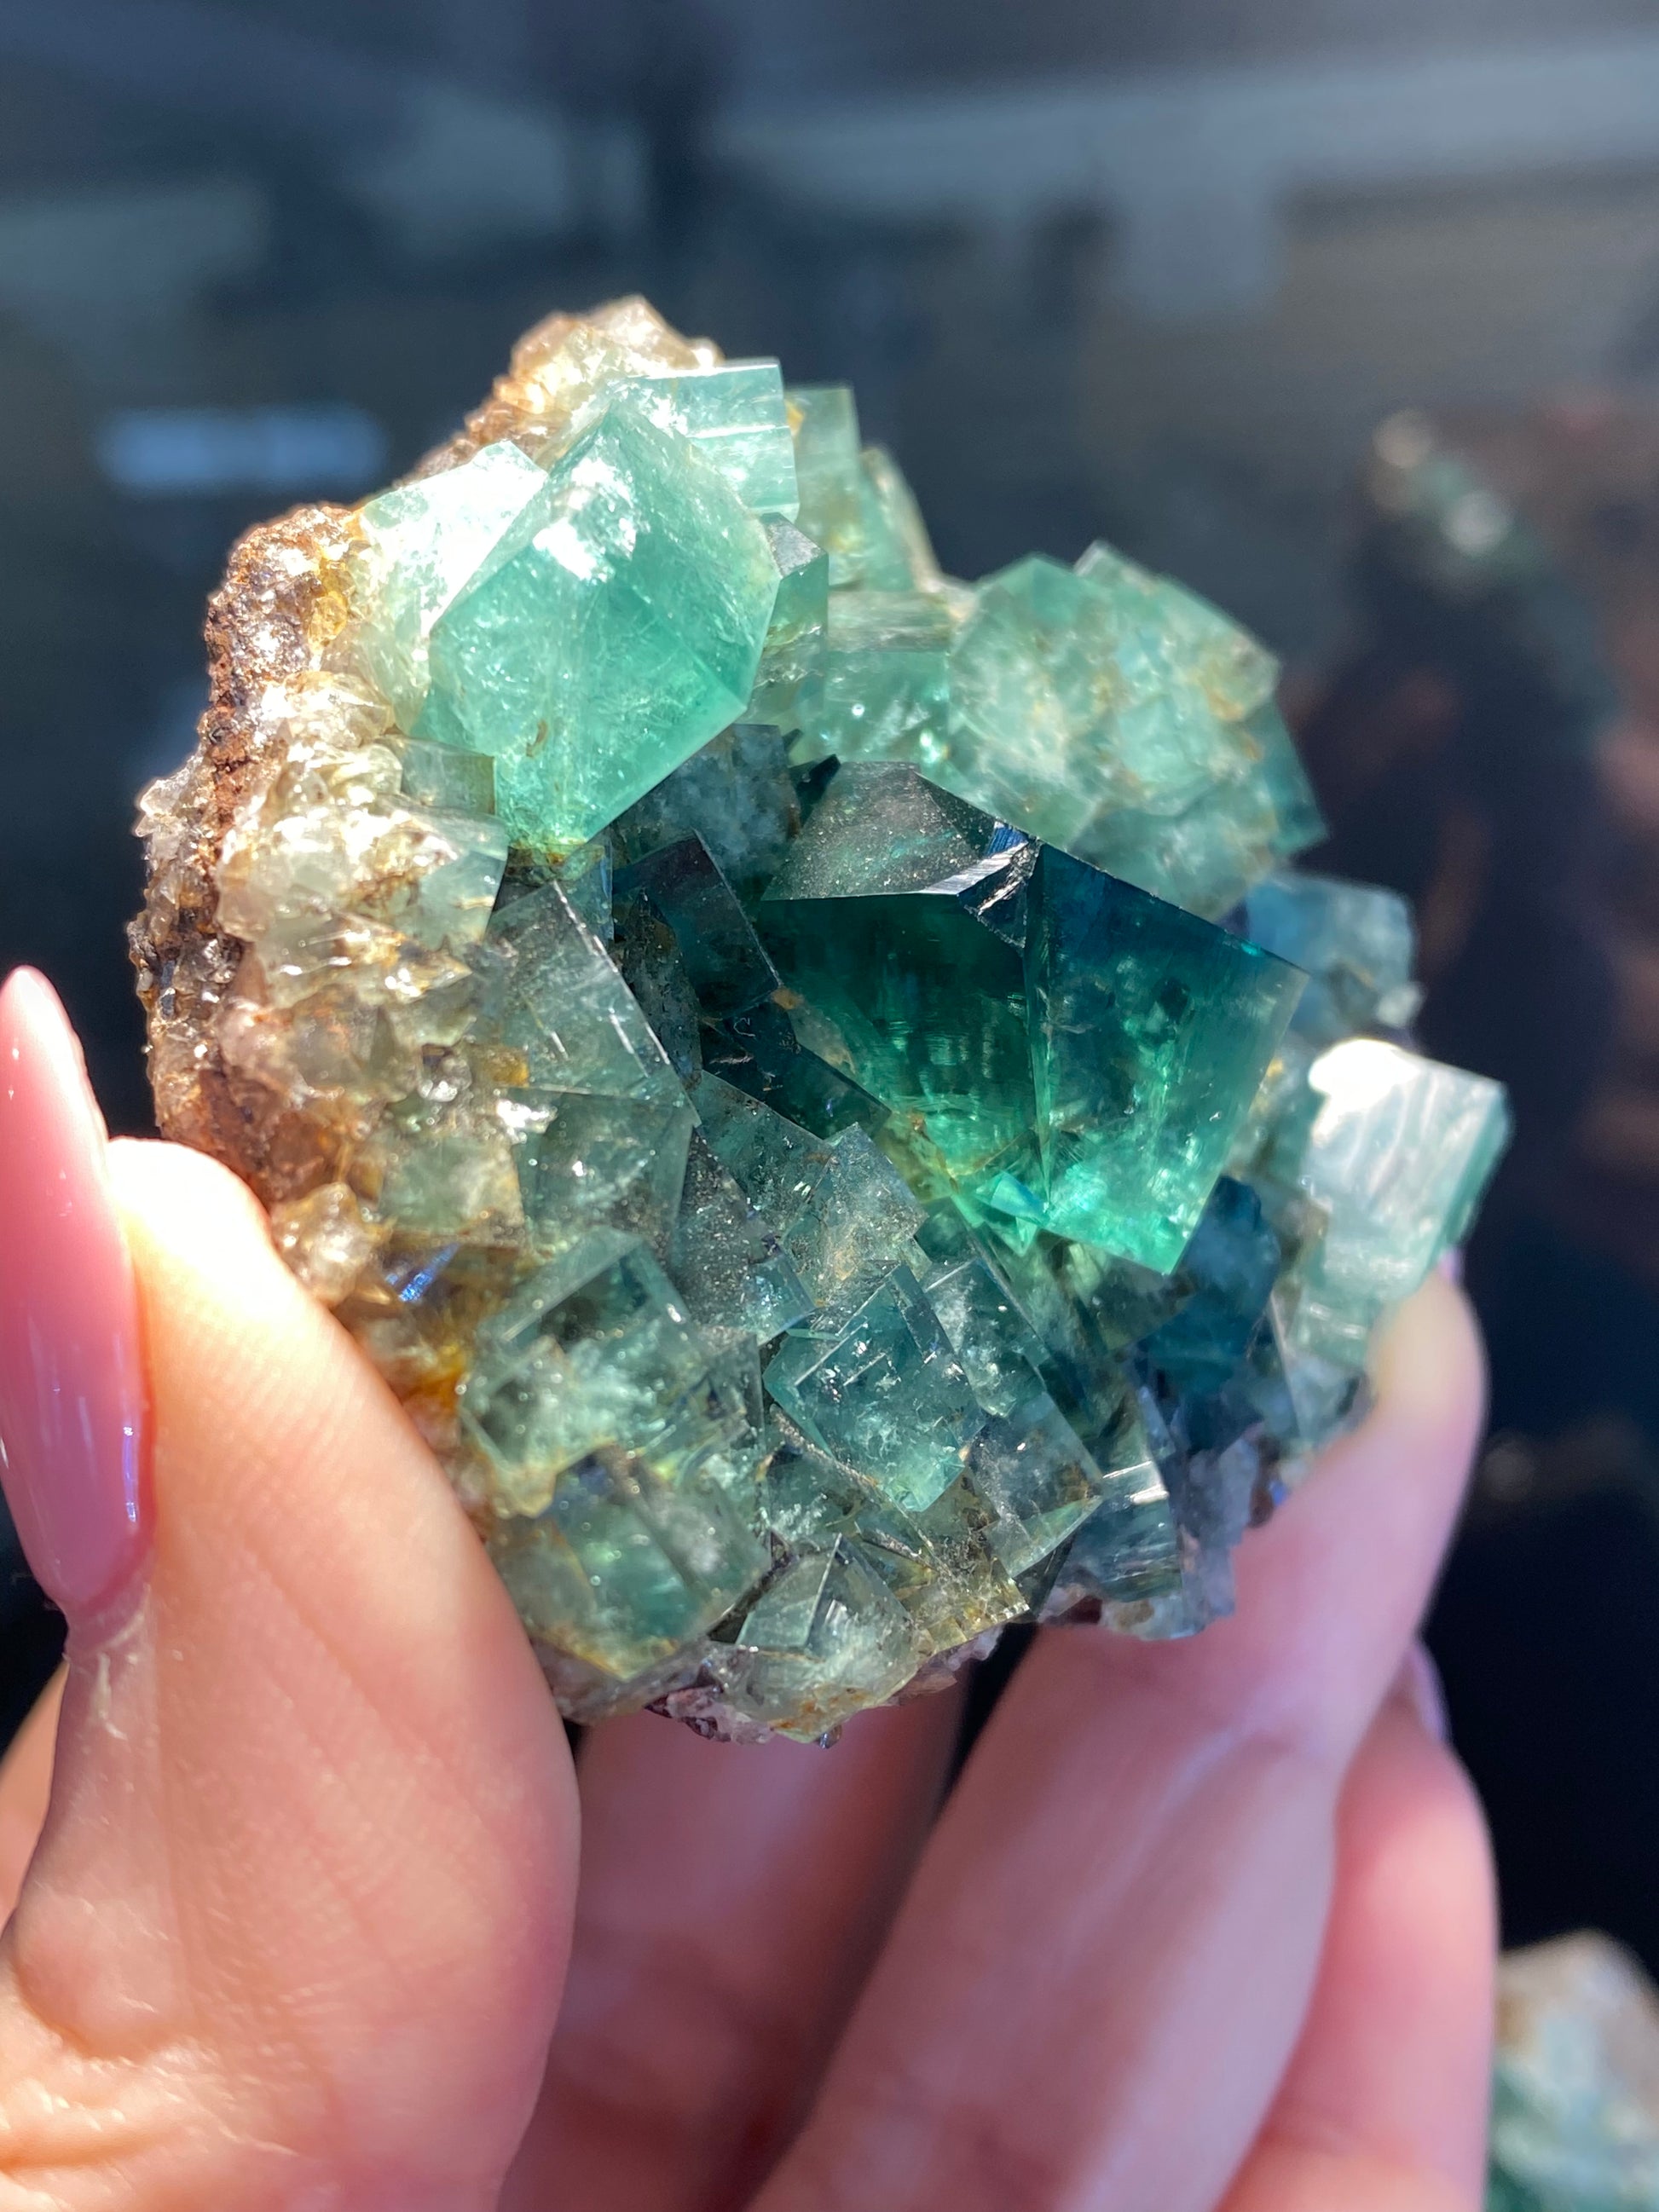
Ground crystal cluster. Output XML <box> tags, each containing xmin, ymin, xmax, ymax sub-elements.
<box><xmin>131</xmin><ymin>297</ymin><xmax>1510</xmax><ymax>1741</ymax></box>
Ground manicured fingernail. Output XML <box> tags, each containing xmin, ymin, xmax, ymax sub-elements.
<box><xmin>1436</xmin><ymin>1248</ymin><xmax>1464</xmax><ymax>1285</ymax></box>
<box><xmin>1396</xmin><ymin>1640</ymin><xmax>1449</xmax><ymax>1744</ymax></box>
<box><xmin>0</xmin><ymin>970</ymin><xmax>148</xmax><ymax>1620</ymax></box>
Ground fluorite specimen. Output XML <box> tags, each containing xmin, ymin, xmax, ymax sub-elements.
<box><xmin>1488</xmin><ymin>1935</ymin><xmax>1659</xmax><ymax>2210</ymax></box>
<box><xmin>131</xmin><ymin>295</ymin><xmax>1511</xmax><ymax>1741</ymax></box>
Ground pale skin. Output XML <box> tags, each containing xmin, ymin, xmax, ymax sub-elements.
<box><xmin>0</xmin><ymin>1140</ymin><xmax>1494</xmax><ymax>2210</ymax></box>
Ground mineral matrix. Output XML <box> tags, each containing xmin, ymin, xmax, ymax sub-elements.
<box><xmin>131</xmin><ymin>297</ymin><xmax>1510</xmax><ymax>1741</ymax></box>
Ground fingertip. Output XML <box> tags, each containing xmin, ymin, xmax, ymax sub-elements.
<box><xmin>1284</xmin><ymin>1271</ymin><xmax>1487</xmax><ymax>1551</ymax></box>
<box><xmin>1367</xmin><ymin>1271</ymin><xmax>1486</xmax><ymax>1453</ymax></box>
<box><xmin>1263</xmin><ymin>1689</ymin><xmax>1496</xmax><ymax>2205</ymax></box>
<box><xmin>107</xmin><ymin>1141</ymin><xmax>368</xmax><ymax>1447</ymax></box>
<box><xmin>107</xmin><ymin>1139</ymin><xmax>280</xmax><ymax>1277</ymax></box>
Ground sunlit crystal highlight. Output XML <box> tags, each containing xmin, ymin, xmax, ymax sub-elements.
<box><xmin>132</xmin><ymin>294</ymin><xmax>1509</xmax><ymax>1741</ymax></box>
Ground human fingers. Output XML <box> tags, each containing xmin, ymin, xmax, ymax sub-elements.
<box><xmin>0</xmin><ymin>970</ymin><xmax>579</xmax><ymax>2212</ymax></box>
<box><xmin>0</xmin><ymin>1669</ymin><xmax>63</xmax><ymax>1920</ymax></box>
<box><xmin>753</xmin><ymin>1271</ymin><xmax>1484</xmax><ymax>2212</ymax></box>
<box><xmin>505</xmin><ymin>1690</ymin><xmax>960</xmax><ymax>2212</ymax></box>
<box><xmin>1222</xmin><ymin>1653</ymin><xmax>1494</xmax><ymax>2212</ymax></box>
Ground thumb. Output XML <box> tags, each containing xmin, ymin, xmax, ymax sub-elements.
<box><xmin>0</xmin><ymin>969</ymin><xmax>578</xmax><ymax>2212</ymax></box>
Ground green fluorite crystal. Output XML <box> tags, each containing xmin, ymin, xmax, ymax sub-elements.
<box><xmin>760</xmin><ymin>763</ymin><xmax>1304</xmax><ymax>1271</ymax></box>
<box><xmin>1488</xmin><ymin>1935</ymin><xmax>1659</xmax><ymax>2212</ymax></box>
<box><xmin>766</xmin><ymin>1263</ymin><xmax>985</xmax><ymax>1514</ymax></box>
<box><xmin>1277</xmin><ymin>1037</ymin><xmax>1511</xmax><ymax>1376</ymax></box>
<box><xmin>718</xmin><ymin>1539</ymin><xmax>919</xmax><ymax>1739</ymax></box>
<box><xmin>938</xmin><ymin>547</ymin><xmax>1321</xmax><ymax>918</ymax></box>
<box><xmin>600</xmin><ymin>361</ymin><xmax>798</xmax><ymax>519</ymax></box>
<box><xmin>414</xmin><ymin>406</ymin><xmax>780</xmax><ymax>849</ymax></box>
<box><xmin>356</xmin><ymin>438</ymin><xmax>551</xmax><ymax>731</ymax></box>
<box><xmin>1245</xmin><ymin>870</ymin><xmax>1420</xmax><ymax>1044</ymax></box>
<box><xmin>133</xmin><ymin>293</ymin><xmax>1512</xmax><ymax>1741</ymax></box>
<box><xmin>805</xmin><ymin>590</ymin><xmax>955</xmax><ymax>768</ymax></box>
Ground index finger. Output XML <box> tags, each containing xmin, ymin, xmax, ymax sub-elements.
<box><xmin>754</xmin><ymin>1272</ymin><xmax>1484</xmax><ymax>2212</ymax></box>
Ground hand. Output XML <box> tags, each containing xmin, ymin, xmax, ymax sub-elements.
<box><xmin>0</xmin><ymin>968</ymin><xmax>1494</xmax><ymax>2211</ymax></box>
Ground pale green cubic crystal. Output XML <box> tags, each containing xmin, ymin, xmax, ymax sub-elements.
<box><xmin>398</xmin><ymin>736</ymin><xmax>497</xmax><ymax>817</ymax></box>
<box><xmin>754</xmin><ymin>1412</ymin><xmax>1022</xmax><ymax>1660</ymax></box>
<box><xmin>1245</xmin><ymin>869</ymin><xmax>1420</xmax><ymax>1043</ymax></box>
<box><xmin>356</xmin><ymin>438</ymin><xmax>551</xmax><ymax>731</ymax></box>
<box><xmin>963</xmin><ymin>1396</ymin><xmax>1115</xmax><ymax>1577</ymax></box>
<box><xmin>489</xmin><ymin>1439</ymin><xmax>769</xmax><ymax>1681</ymax></box>
<box><xmin>804</xmin><ymin>590</ymin><xmax>956</xmax><ymax>769</ymax></box>
<box><xmin>1246</xmin><ymin>702</ymin><xmax>1327</xmax><ymax>865</ymax></box>
<box><xmin>748</xmin><ymin>523</ymin><xmax>830</xmax><ymax>738</ymax></box>
<box><xmin>717</xmin><ymin>1539</ymin><xmax>921</xmax><ymax>1741</ymax></box>
<box><xmin>1277</xmin><ymin>1037</ymin><xmax>1511</xmax><ymax>1375</ymax></box>
<box><xmin>948</xmin><ymin>553</ymin><xmax>1234</xmax><ymax>828</ymax></box>
<box><xmin>355</xmin><ymin>1090</ymin><xmax>524</xmax><ymax>1246</ymax></box>
<box><xmin>1488</xmin><ymin>1935</ymin><xmax>1659</xmax><ymax>2212</ymax></box>
<box><xmin>789</xmin><ymin>384</ymin><xmax>868</xmax><ymax>586</ymax></box>
<box><xmin>1075</xmin><ymin>539</ymin><xmax>1279</xmax><ymax>723</ymax></box>
<box><xmin>858</xmin><ymin>446</ymin><xmax>944</xmax><ymax>594</ymax></box>
<box><xmin>483</xmin><ymin>880</ymin><xmax>686</xmax><ymax>1108</ymax></box>
<box><xmin>461</xmin><ymin>1228</ymin><xmax>765</xmax><ymax>1514</ymax></box>
<box><xmin>694</xmin><ymin>1073</ymin><xmax>927</xmax><ymax>1331</ymax></box>
<box><xmin>668</xmin><ymin>1130</ymin><xmax>813</xmax><ymax>1341</ymax></box>
<box><xmin>500</xmin><ymin>1086</ymin><xmax>694</xmax><ymax>1267</ymax></box>
<box><xmin>766</xmin><ymin>1263</ymin><xmax>985</xmax><ymax>1512</ymax></box>
<box><xmin>417</xmin><ymin>405</ymin><xmax>780</xmax><ymax>849</ymax></box>
<box><xmin>933</xmin><ymin>543</ymin><xmax>1325</xmax><ymax>918</ymax></box>
<box><xmin>787</xmin><ymin>384</ymin><xmax>945</xmax><ymax>598</ymax></box>
<box><xmin>600</xmin><ymin>361</ymin><xmax>799</xmax><ymax>519</ymax></box>
<box><xmin>923</xmin><ymin>1250</ymin><xmax>1050</xmax><ymax>1416</ymax></box>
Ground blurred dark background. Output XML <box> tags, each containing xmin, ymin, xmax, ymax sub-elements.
<box><xmin>4</xmin><ymin>0</ymin><xmax>1659</xmax><ymax>1967</ymax></box>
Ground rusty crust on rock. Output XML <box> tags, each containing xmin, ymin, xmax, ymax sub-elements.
<box><xmin>129</xmin><ymin>504</ymin><xmax>356</xmax><ymax>1175</ymax></box>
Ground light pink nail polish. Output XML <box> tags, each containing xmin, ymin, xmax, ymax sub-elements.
<box><xmin>0</xmin><ymin>970</ymin><xmax>148</xmax><ymax>1620</ymax></box>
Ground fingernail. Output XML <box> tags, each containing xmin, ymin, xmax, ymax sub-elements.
<box><xmin>1436</xmin><ymin>1248</ymin><xmax>1464</xmax><ymax>1285</ymax></box>
<box><xmin>0</xmin><ymin>970</ymin><xmax>148</xmax><ymax>1620</ymax></box>
<box><xmin>1396</xmin><ymin>1640</ymin><xmax>1449</xmax><ymax>1744</ymax></box>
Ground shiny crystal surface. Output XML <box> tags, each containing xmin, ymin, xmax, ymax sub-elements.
<box><xmin>131</xmin><ymin>295</ymin><xmax>1509</xmax><ymax>1741</ymax></box>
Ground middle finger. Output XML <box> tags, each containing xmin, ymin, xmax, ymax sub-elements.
<box><xmin>504</xmin><ymin>1687</ymin><xmax>961</xmax><ymax>2212</ymax></box>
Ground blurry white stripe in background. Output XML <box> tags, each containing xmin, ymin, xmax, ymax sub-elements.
<box><xmin>95</xmin><ymin>404</ymin><xmax>390</xmax><ymax>497</ymax></box>
<box><xmin>715</xmin><ymin>33</ymin><xmax>1659</xmax><ymax>318</ymax></box>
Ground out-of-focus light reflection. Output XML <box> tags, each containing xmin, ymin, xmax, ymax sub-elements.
<box><xmin>95</xmin><ymin>403</ymin><xmax>390</xmax><ymax>497</ymax></box>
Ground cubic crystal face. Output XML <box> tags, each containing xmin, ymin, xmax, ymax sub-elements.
<box><xmin>759</xmin><ymin>764</ymin><xmax>1305</xmax><ymax>1270</ymax></box>
<box><xmin>413</xmin><ymin>406</ymin><xmax>781</xmax><ymax>849</ymax></box>
<box><xmin>131</xmin><ymin>294</ymin><xmax>1510</xmax><ymax>1741</ymax></box>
